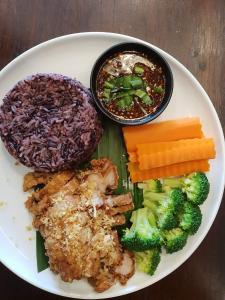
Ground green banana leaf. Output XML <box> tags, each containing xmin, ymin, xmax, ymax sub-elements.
<box><xmin>36</xmin><ymin>231</ymin><xmax>49</xmax><ymax>272</ymax></box>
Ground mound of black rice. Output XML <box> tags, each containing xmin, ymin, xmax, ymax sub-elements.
<box><xmin>0</xmin><ymin>73</ymin><xmax>103</xmax><ymax>172</ymax></box>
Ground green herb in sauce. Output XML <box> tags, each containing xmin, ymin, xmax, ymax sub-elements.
<box><xmin>154</xmin><ymin>85</ymin><xmax>164</xmax><ymax>94</ymax></box>
<box><xmin>134</xmin><ymin>65</ymin><xmax>144</xmax><ymax>74</ymax></box>
<box><xmin>102</xmin><ymin>74</ymin><xmax>152</xmax><ymax>110</ymax></box>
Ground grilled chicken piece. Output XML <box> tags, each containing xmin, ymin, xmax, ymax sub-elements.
<box><xmin>115</xmin><ymin>251</ymin><xmax>135</xmax><ymax>285</ymax></box>
<box><xmin>106</xmin><ymin>193</ymin><xmax>133</xmax><ymax>207</ymax></box>
<box><xmin>82</xmin><ymin>158</ymin><xmax>119</xmax><ymax>194</ymax></box>
<box><xmin>112</xmin><ymin>214</ymin><xmax>126</xmax><ymax>226</ymax></box>
<box><xmin>91</xmin><ymin>159</ymin><xmax>119</xmax><ymax>191</ymax></box>
<box><xmin>38</xmin><ymin>170</ymin><xmax>75</xmax><ymax>197</ymax></box>
<box><xmin>106</xmin><ymin>204</ymin><xmax>134</xmax><ymax>216</ymax></box>
<box><xmin>88</xmin><ymin>267</ymin><xmax>115</xmax><ymax>293</ymax></box>
<box><xmin>89</xmin><ymin>267</ymin><xmax>116</xmax><ymax>293</ymax></box>
<box><xmin>25</xmin><ymin>159</ymin><xmax>135</xmax><ymax>292</ymax></box>
<box><xmin>26</xmin><ymin>171</ymin><xmax>75</xmax><ymax>216</ymax></box>
<box><xmin>23</xmin><ymin>172</ymin><xmax>54</xmax><ymax>191</ymax></box>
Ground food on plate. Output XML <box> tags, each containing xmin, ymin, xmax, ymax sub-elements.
<box><xmin>138</xmin><ymin>178</ymin><xmax>162</xmax><ymax>193</ymax></box>
<box><xmin>128</xmin><ymin>160</ymin><xmax>209</xmax><ymax>183</ymax></box>
<box><xmin>121</xmin><ymin>207</ymin><xmax>163</xmax><ymax>251</ymax></box>
<box><xmin>123</xmin><ymin>117</ymin><xmax>203</xmax><ymax>152</ymax></box>
<box><xmin>0</xmin><ymin>37</ymin><xmax>218</xmax><ymax>296</ymax></box>
<box><xmin>177</xmin><ymin>202</ymin><xmax>202</xmax><ymax>235</ymax></box>
<box><xmin>162</xmin><ymin>228</ymin><xmax>188</xmax><ymax>254</ymax></box>
<box><xmin>23</xmin><ymin>172</ymin><xmax>54</xmax><ymax>192</ymax></box>
<box><xmin>10</xmin><ymin>68</ymin><xmax>213</xmax><ymax>288</ymax></box>
<box><xmin>143</xmin><ymin>188</ymin><xmax>185</xmax><ymax>230</ymax></box>
<box><xmin>96</xmin><ymin>51</ymin><xmax>166</xmax><ymax>119</ymax></box>
<box><xmin>128</xmin><ymin>151</ymin><xmax>138</xmax><ymax>163</ymax></box>
<box><xmin>121</xmin><ymin>172</ymin><xmax>208</xmax><ymax>275</ymax></box>
<box><xmin>162</xmin><ymin>172</ymin><xmax>210</xmax><ymax>205</ymax></box>
<box><xmin>123</xmin><ymin>117</ymin><xmax>215</xmax><ymax>182</ymax></box>
<box><xmin>135</xmin><ymin>248</ymin><xmax>161</xmax><ymax>276</ymax></box>
<box><xmin>25</xmin><ymin>159</ymin><xmax>135</xmax><ymax>292</ymax></box>
<box><xmin>0</xmin><ymin>74</ymin><xmax>102</xmax><ymax>172</ymax></box>
<box><xmin>137</xmin><ymin>138</ymin><xmax>215</xmax><ymax>170</ymax></box>
<box><xmin>141</xmin><ymin>180</ymin><xmax>202</xmax><ymax>235</ymax></box>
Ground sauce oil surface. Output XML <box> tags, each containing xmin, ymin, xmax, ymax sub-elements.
<box><xmin>96</xmin><ymin>51</ymin><xmax>166</xmax><ymax>119</ymax></box>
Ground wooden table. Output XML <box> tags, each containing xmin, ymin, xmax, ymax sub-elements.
<box><xmin>0</xmin><ymin>0</ymin><xmax>224</xmax><ymax>299</ymax></box>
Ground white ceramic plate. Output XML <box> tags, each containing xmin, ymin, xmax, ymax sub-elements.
<box><xmin>0</xmin><ymin>32</ymin><xmax>224</xmax><ymax>299</ymax></box>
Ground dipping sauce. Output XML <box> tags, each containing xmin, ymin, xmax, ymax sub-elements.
<box><xmin>96</xmin><ymin>51</ymin><xmax>166</xmax><ymax>119</ymax></box>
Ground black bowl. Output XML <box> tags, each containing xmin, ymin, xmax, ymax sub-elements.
<box><xmin>90</xmin><ymin>42</ymin><xmax>173</xmax><ymax>125</ymax></box>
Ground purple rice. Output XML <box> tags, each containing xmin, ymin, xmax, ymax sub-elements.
<box><xmin>0</xmin><ymin>74</ymin><xmax>103</xmax><ymax>172</ymax></box>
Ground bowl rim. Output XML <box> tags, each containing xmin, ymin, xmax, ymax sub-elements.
<box><xmin>90</xmin><ymin>41</ymin><xmax>174</xmax><ymax>125</ymax></box>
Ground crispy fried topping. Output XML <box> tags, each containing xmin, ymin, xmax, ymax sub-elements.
<box><xmin>25</xmin><ymin>159</ymin><xmax>135</xmax><ymax>292</ymax></box>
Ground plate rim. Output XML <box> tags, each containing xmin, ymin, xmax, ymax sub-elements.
<box><xmin>0</xmin><ymin>31</ymin><xmax>224</xmax><ymax>299</ymax></box>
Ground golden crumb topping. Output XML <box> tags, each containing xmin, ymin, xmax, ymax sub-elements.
<box><xmin>25</xmin><ymin>158</ymin><xmax>134</xmax><ymax>291</ymax></box>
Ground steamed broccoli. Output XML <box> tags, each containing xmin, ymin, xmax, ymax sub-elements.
<box><xmin>138</xmin><ymin>179</ymin><xmax>162</xmax><ymax>193</ymax></box>
<box><xmin>162</xmin><ymin>228</ymin><xmax>188</xmax><ymax>253</ymax></box>
<box><xmin>135</xmin><ymin>247</ymin><xmax>161</xmax><ymax>275</ymax></box>
<box><xmin>143</xmin><ymin>188</ymin><xmax>184</xmax><ymax>230</ymax></box>
<box><xmin>179</xmin><ymin>202</ymin><xmax>202</xmax><ymax>235</ymax></box>
<box><xmin>162</xmin><ymin>172</ymin><xmax>210</xmax><ymax>205</ymax></box>
<box><xmin>121</xmin><ymin>207</ymin><xmax>162</xmax><ymax>251</ymax></box>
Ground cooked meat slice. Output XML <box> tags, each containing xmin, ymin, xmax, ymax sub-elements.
<box><xmin>90</xmin><ymin>159</ymin><xmax>119</xmax><ymax>192</ymax></box>
<box><xmin>49</xmin><ymin>255</ymin><xmax>84</xmax><ymax>282</ymax></box>
<box><xmin>25</xmin><ymin>172</ymin><xmax>77</xmax><ymax>219</ymax></box>
<box><xmin>24</xmin><ymin>159</ymin><xmax>135</xmax><ymax>292</ymax></box>
<box><xmin>112</xmin><ymin>214</ymin><xmax>126</xmax><ymax>226</ymax></box>
<box><xmin>26</xmin><ymin>194</ymin><xmax>50</xmax><ymax>217</ymax></box>
<box><xmin>32</xmin><ymin>216</ymin><xmax>43</xmax><ymax>229</ymax></box>
<box><xmin>105</xmin><ymin>193</ymin><xmax>133</xmax><ymax>207</ymax></box>
<box><xmin>115</xmin><ymin>251</ymin><xmax>135</xmax><ymax>285</ymax></box>
<box><xmin>106</xmin><ymin>230</ymin><xmax>122</xmax><ymax>266</ymax></box>
<box><xmin>89</xmin><ymin>267</ymin><xmax>115</xmax><ymax>293</ymax></box>
<box><xmin>25</xmin><ymin>196</ymin><xmax>33</xmax><ymax>210</ymax></box>
<box><xmin>38</xmin><ymin>170</ymin><xmax>75</xmax><ymax>197</ymax></box>
<box><xmin>23</xmin><ymin>172</ymin><xmax>53</xmax><ymax>191</ymax></box>
<box><xmin>107</xmin><ymin>204</ymin><xmax>134</xmax><ymax>216</ymax></box>
<box><xmin>83</xmin><ymin>251</ymin><xmax>100</xmax><ymax>278</ymax></box>
<box><xmin>50</xmin><ymin>177</ymin><xmax>80</xmax><ymax>201</ymax></box>
<box><xmin>84</xmin><ymin>173</ymin><xmax>106</xmax><ymax>194</ymax></box>
<box><xmin>42</xmin><ymin>210</ymin><xmax>92</xmax><ymax>281</ymax></box>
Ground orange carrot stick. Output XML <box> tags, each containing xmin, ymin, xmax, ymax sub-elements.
<box><xmin>128</xmin><ymin>152</ymin><xmax>138</xmax><ymax>163</ymax></box>
<box><xmin>137</xmin><ymin>138</ymin><xmax>215</xmax><ymax>170</ymax></box>
<box><xmin>128</xmin><ymin>160</ymin><xmax>210</xmax><ymax>183</ymax></box>
<box><xmin>123</xmin><ymin>117</ymin><xmax>203</xmax><ymax>152</ymax></box>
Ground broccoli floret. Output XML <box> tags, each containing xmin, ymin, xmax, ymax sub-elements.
<box><xmin>121</xmin><ymin>207</ymin><xmax>162</xmax><ymax>251</ymax></box>
<box><xmin>138</xmin><ymin>179</ymin><xmax>162</xmax><ymax>193</ymax></box>
<box><xmin>143</xmin><ymin>188</ymin><xmax>184</xmax><ymax>230</ymax></box>
<box><xmin>179</xmin><ymin>202</ymin><xmax>202</xmax><ymax>235</ymax></box>
<box><xmin>162</xmin><ymin>228</ymin><xmax>188</xmax><ymax>253</ymax></box>
<box><xmin>162</xmin><ymin>172</ymin><xmax>210</xmax><ymax>205</ymax></box>
<box><xmin>163</xmin><ymin>178</ymin><xmax>183</xmax><ymax>189</ymax></box>
<box><xmin>184</xmin><ymin>172</ymin><xmax>210</xmax><ymax>205</ymax></box>
<box><xmin>145</xmin><ymin>200</ymin><xmax>177</xmax><ymax>230</ymax></box>
<box><xmin>135</xmin><ymin>247</ymin><xmax>161</xmax><ymax>275</ymax></box>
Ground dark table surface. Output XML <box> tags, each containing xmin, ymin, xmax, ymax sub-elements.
<box><xmin>0</xmin><ymin>0</ymin><xmax>224</xmax><ymax>299</ymax></box>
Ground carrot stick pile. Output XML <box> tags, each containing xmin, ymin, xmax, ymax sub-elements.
<box><xmin>123</xmin><ymin>117</ymin><xmax>204</xmax><ymax>152</ymax></box>
<box><xmin>122</xmin><ymin>117</ymin><xmax>215</xmax><ymax>182</ymax></box>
